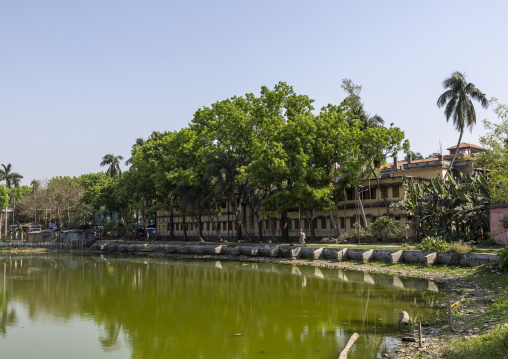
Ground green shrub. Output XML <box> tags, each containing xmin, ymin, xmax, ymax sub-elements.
<box><xmin>416</xmin><ymin>236</ymin><xmax>450</xmax><ymax>252</ymax></box>
<box><xmin>428</xmin><ymin>227</ymin><xmax>478</xmax><ymax>243</ymax></box>
<box><xmin>498</xmin><ymin>246</ymin><xmax>508</xmax><ymax>272</ymax></box>
<box><xmin>446</xmin><ymin>241</ymin><xmax>472</xmax><ymax>253</ymax></box>
<box><xmin>369</xmin><ymin>216</ymin><xmax>401</xmax><ymax>242</ymax></box>
<box><xmin>320</xmin><ymin>236</ymin><xmax>349</xmax><ymax>244</ymax></box>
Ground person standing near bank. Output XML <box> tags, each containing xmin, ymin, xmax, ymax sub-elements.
<box><xmin>299</xmin><ymin>229</ymin><xmax>307</xmax><ymax>245</ymax></box>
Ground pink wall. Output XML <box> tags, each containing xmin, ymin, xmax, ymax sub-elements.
<box><xmin>490</xmin><ymin>206</ymin><xmax>508</xmax><ymax>245</ymax></box>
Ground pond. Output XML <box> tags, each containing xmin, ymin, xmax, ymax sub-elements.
<box><xmin>0</xmin><ymin>255</ymin><xmax>448</xmax><ymax>358</ymax></box>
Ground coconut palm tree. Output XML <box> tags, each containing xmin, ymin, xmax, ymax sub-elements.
<box><xmin>30</xmin><ymin>179</ymin><xmax>41</xmax><ymax>190</ymax></box>
<box><xmin>125</xmin><ymin>138</ymin><xmax>145</xmax><ymax>166</ymax></box>
<box><xmin>100</xmin><ymin>154</ymin><xmax>124</xmax><ymax>179</ymax></box>
<box><xmin>351</xmin><ymin>105</ymin><xmax>385</xmax><ymax>128</ymax></box>
<box><xmin>0</xmin><ymin>164</ymin><xmax>23</xmax><ymax>188</ymax></box>
<box><xmin>437</xmin><ymin>71</ymin><xmax>488</xmax><ymax>172</ymax></box>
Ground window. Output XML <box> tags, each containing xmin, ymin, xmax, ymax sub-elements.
<box><xmin>346</xmin><ymin>189</ymin><xmax>354</xmax><ymax>200</ymax></box>
<box><xmin>206</xmin><ymin>222</ymin><xmax>210</xmax><ymax>231</ymax></box>
<box><xmin>228</xmin><ymin>221</ymin><xmax>233</xmax><ymax>230</ymax></box>
<box><xmin>350</xmin><ymin>217</ymin><xmax>356</xmax><ymax>228</ymax></box>
<box><xmin>380</xmin><ymin>187</ymin><xmax>388</xmax><ymax>199</ymax></box>
<box><xmin>394</xmin><ymin>216</ymin><xmax>401</xmax><ymax>221</ymax></box>
<box><xmin>321</xmin><ymin>217</ymin><xmax>326</xmax><ymax>229</ymax></box>
<box><xmin>222</xmin><ymin>222</ymin><xmax>226</xmax><ymax>231</ymax></box>
<box><xmin>370</xmin><ymin>188</ymin><xmax>376</xmax><ymax>199</ymax></box>
<box><xmin>340</xmin><ymin>218</ymin><xmax>345</xmax><ymax>229</ymax></box>
<box><xmin>392</xmin><ymin>186</ymin><xmax>400</xmax><ymax>198</ymax></box>
<box><xmin>312</xmin><ymin>218</ymin><xmax>318</xmax><ymax>229</ymax></box>
<box><xmin>222</xmin><ymin>201</ymin><xmax>227</xmax><ymax>209</ymax></box>
<box><xmin>287</xmin><ymin>219</ymin><xmax>292</xmax><ymax>230</ymax></box>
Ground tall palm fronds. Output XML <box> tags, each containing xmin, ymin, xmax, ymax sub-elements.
<box><xmin>100</xmin><ymin>154</ymin><xmax>124</xmax><ymax>179</ymax></box>
<box><xmin>437</xmin><ymin>72</ymin><xmax>488</xmax><ymax>172</ymax></box>
<box><xmin>125</xmin><ymin>138</ymin><xmax>145</xmax><ymax>166</ymax></box>
<box><xmin>0</xmin><ymin>164</ymin><xmax>23</xmax><ymax>188</ymax></box>
<box><xmin>350</xmin><ymin>105</ymin><xmax>385</xmax><ymax>128</ymax></box>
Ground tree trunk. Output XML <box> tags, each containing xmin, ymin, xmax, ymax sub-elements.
<box><xmin>196</xmin><ymin>213</ymin><xmax>204</xmax><ymax>242</ymax></box>
<box><xmin>169</xmin><ymin>210</ymin><xmax>174</xmax><ymax>240</ymax></box>
<box><xmin>357</xmin><ymin>187</ymin><xmax>368</xmax><ymax>229</ymax></box>
<box><xmin>369</xmin><ymin>163</ymin><xmax>390</xmax><ymax>216</ymax></box>
<box><xmin>447</xmin><ymin>129</ymin><xmax>464</xmax><ymax>174</ymax></box>
<box><xmin>328</xmin><ymin>197</ymin><xmax>340</xmax><ymax>236</ymax></box>
<box><xmin>281</xmin><ymin>210</ymin><xmax>289</xmax><ymax>243</ymax></box>
<box><xmin>143</xmin><ymin>213</ymin><xmax>149</xmax><ymax>240</ymax></box>
<box><xmin>270</xmin><ymin>217</ymin><xmax>276</xmax><ymax>243</ymax></box>
<box><xmin>234</xmin><ymin>199</ymin><xmax>243</xmax><ymax>242</ymax></box>
<box><xmin>182</xmin><ymin>215</ymin><xmax>188</xmax><ymax>241</ymax></box>
<box><xmin>305</xmin><ymin>210</ymin><xmax>316</xmax><ymax>242</ymax></box>
<box><xmin>208</xmin><ymin>212</ymin><xmax>223</xmax><ymax>242</ymax></box>
<box><xmin>257</xmin><ymin>218</ymin><xmax>263</xmax><ymax>242</ymax></box>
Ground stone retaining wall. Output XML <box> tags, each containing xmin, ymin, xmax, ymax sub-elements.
<box><xmin>87</xmin><ymin>243</ymin><xmax>499</xmax><ymax>267</ymax></box>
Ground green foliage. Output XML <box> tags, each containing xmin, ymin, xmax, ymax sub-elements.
<box><xmin>446</xmin><ymin>241</ymin><xmax>472</xmax><ymax>253</ymax></box>
<box><xmin>0</xmin><ymin>185</ymin><xmax>8</xmax><ymax>208</ymax></box>
<box><xmin>497</xmin><ymin>246</ymin><xmax>508</xmax><ymax>272</ymax></box>
<box><xmin>350</xmin><ymin>222</ymin><xmax>370</xmax><ymax>242</ymax></box>
<box><xmin>443</xmin><ymin>326</ymin><xmax>508</xmax><ymax>359</ymax></box>
<box><xmin>477</xmin><ymin>98</ymin><xmax>508</xmax><ymax>203</ymax></box>
<box><xmin>429</xmin><ymin>227</ymin><xmax>479</xmax><ymax>243</ymax></box>
<box><xmin>394</xmin><ymin>173</ymin><xmax>492</xmax><ymax>241</ymax></box>
<box><xmin>369</xmin><ymin>216</ymin><xmax>401</xmax><ymax>242</ymax></box>
<box><xmin>416</xmin><ymin>236</ymin><xmax>450</xmax><ymax>252</ymax></box>
<box><xmin>320</xmin><ymin>236</ymin><xmax>349</xmax><ymax>244</ymax></box>
<box><xmin>16</xmin><ymin>176</ymin><xmax>92</xmax><ymax>228</ymax></box>
<box><xmin>102</xmin><ymin>219</ymin><xmax>118</xmax><ymax>234</ymax></box>
<box><xmin>0</xmin><ymin>163</ymin><xmax>23</xmax><ymax>188</ymax></box>
<box><xmin>437</xmin><ymin>71</ymin><xmax>488</xmax><ymax>171</ymax></box>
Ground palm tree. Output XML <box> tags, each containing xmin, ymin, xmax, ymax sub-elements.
<box><xmin>125</xmin><ymin>138</ymin><xmax>145</xmax><ymax>166</ymax></box>
<box><xmin>437</xmin><ymin>71</ymin><xmax>488</xmax><ymax>172</ymax></box>
<box><xmin>0</xmin><ymin>164</ymin><xmax>23</xmax><ymax>229</ymax></box>
<box><xmin>351</xmin><ymin>105</ymin><xmax>385</xmax><ymax>128</ymax></box>
<box><xmin>0</xmin><ymin>164</ymin><xmax>23</xmax><ymax>188</ymax></box>
<box><xmin>30</xmin><ymin>179</ymin><xmax>41</xmax><ymax>190</ymax></box>
<box><xmin>100</xmin><ymin>154</ymin><xmax>124</xmax><ymax>179</ymax></box>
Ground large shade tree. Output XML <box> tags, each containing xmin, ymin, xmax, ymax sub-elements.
<box><xmin>100</xmin><ymin>154</ymin><xmax>124</xmax><ymax>179</ymax></box>
<box><xmin>437</xmin><ymin>71</ymin><xmax>488</xmax><ymax>172</ymax></box>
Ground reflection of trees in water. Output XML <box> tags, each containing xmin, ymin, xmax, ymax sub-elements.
<box><xmin>1</xmin><ymin>262</ymin><xmax>17</xmax><ymax>336</ymax></box>
<box><xmin>0</xmin><ymin>256</ymin><xmax>448</xmax><ymax>358</ymax></box>
<box><xmin>99</xmin><ymin>320</ymin><xmax>121</xmax><ymax>352</ymax></box>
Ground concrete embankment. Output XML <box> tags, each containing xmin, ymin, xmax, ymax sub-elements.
<box><xmin>87</xmin><ymin>243</ymin><xmax>499</xmax><ymax>267</ymax></box>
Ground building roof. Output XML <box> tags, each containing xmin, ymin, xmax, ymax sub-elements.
<box><xmin>381</xmin><ymin>157</ymin><xmax>441</xmax><ymax>170</ymax></box>
<box><xmin>447</xmin><ymin>143</ymin><xmax>487</xmax><ymax>151</ymax></box>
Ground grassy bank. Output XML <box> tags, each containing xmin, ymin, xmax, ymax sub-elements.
<box><xmin>385</xmin><ymin>263</ymin><xmax>508</xmax><ymax>359</ymax></box>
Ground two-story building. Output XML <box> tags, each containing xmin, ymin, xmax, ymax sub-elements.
<box><xmin>155</xmin><ymin>143</ymin><xmax>487</xmax><ymax>241</ymax></box>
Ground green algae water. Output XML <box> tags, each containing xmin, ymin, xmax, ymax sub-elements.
<box><xmin>0</xmin><ymin>255</ymin><xmax>448</xmax><ymax>358</ymax></box>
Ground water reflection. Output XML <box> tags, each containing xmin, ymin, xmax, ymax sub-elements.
<box><xmin>0</xmin><ymin>255</ymin><xmax>448</xmax><ymax>359</ymax></box>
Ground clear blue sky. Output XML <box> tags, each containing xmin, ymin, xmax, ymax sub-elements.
<box><xmin>1</xmin><ymin>0</ymin><xmax>507</xmax><ymax>185</ymax></box>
